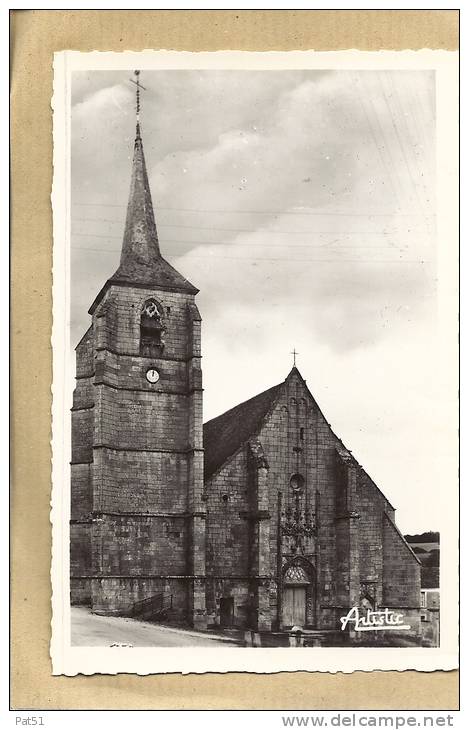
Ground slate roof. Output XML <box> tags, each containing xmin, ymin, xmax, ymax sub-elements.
<box><xmin>110</xmin><ymin>255</ymin><xmax>198</xmax><ymax>295</ymax></box>
<box><xmin>115</xmin><ymin>124</ymin><xmax>197</xmax><ymax>292</ymax></box>
<box><xmin>203</xmin><ymin>382</ymin><xmax>283</xmax><ymax>480</ymax></box>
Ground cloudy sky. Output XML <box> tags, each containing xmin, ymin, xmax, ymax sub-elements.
<box><xmin>71</xmin><ymin>68</ymin><xmax>441</xmax><ymax>534</ymax></box>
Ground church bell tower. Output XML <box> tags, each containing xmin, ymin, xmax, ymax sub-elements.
<box><xmin>70</xmin><ymin>72</ymin><xmax>207</xmax><ymax>628</ymax></box>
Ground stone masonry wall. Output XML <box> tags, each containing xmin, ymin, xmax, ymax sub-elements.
<box><xmin>205</xmin><ymin>449</ymin><xmax>250</xmax><ymax>577</ymax></box>
<box><xmin>70</xmin><ymin>327</ymin><xmax>96</xmax><ymax>602</ymax></box>
<box><xmin>70</xmin><ymin>283</ymin><xmax>204</xmax><ymax>619</ymax></box>
<box><xmin>75</xmin><ymin>326</ymin><xmax>94</xmax><ymax>378</ymax></box>
<box><xmin>383</xmin><ymin>513</ymin><xmax>421</xmax><ymax>607</ymax></box>
<box><xmin>355</xmin><ymin>472</ymin><xmax>396</xmax><ymax>613</ymax></box>
<box><xmin>91</xmin><ymin>576</ymin><xmax>189</xmax><ymax>619</ymax></box>
<box><xmin>93</xmin><ymin>448</ymin><xmax>189</xmax><ymax>514</ymax></box>
<box><xmin>91</xmin><ymin>514</ymin><xmax>187</xmax><ymax>577</ymax></box>
<box><xmin>96</xmin><ymin>386</ymin><xmax>189</xmax><ymax>451</ymax></box>
<box><xmin>71</xmin><ymin>409</ymin><xmax>94</xmax><ymax>464</ymax></box>
<box><xmin>70</xmin><ymin>523</ymin><xmax>92</xmax><ymax>575</ymax></box>
<box><xmin>71</xmin><ymin>464</ymin><xmax>92</xmax><ymax>518</ymax></box>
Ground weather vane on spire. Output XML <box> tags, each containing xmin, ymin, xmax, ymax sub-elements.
<box><xmin>130</xmin><ymin>70</ymin><xmax>146</xmax><ymax>125</ymax></box>
<box><xmin>290</xmin><ymin>348</ymin><xmax>299</xmax><ymax>367</ymax></box>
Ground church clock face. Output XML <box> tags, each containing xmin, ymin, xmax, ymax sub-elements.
<box><xmin>145</xmin><ymin>368</ymin><xmax>160</xmax><ymax>384</ymax></box>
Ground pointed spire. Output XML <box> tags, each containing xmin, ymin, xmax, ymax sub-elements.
<box><xmin>117</xmin><ymin>119</ymin><xmax>161</xmax><ymax>273</ymax></box>
<box><xmin>105</xmin><ymin>71</ymin><xmax>198</xmax><ymax>298</ymax></box>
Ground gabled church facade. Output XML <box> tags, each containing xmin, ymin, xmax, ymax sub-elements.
<box><xmin>202</xmin><ymin>375</ymin><xmax>421</xmax><ymax>636</ymax></box>
<box><xmin>70</xmin><ymin>94</ymin><xmax>421</xmax><ymax>642</ymax></box>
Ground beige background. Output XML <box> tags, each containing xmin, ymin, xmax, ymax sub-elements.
<box><xmin>11</xmin><ymin>9</ymin><xmax>459</xmax><ymax>710</ymax></box>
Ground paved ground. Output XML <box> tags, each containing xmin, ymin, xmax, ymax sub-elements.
<box><xmin>71</xmin><ymin>606</ymin><xmax>239</xmax><ymax>647</ymax></box>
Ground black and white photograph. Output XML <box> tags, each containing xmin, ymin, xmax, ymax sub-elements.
<box><xmin>51</xmin><ymin>50</ymin><xmax>458</xmax><ymax>675</ymax></box>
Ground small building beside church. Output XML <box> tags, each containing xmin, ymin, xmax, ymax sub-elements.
<box><xmin>70</xmin><ymin>95</ymin><xmax>422</xmax><ymax>643</ymax></box>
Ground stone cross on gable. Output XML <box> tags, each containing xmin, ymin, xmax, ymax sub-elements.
<box><xmin>290</xmin><ymin>348</ymin><xmax>299</xmax><ymax>367</ymax></box>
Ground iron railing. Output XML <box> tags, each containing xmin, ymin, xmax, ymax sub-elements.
<box><xmin>131</xmin><ymin>592</ymin><xmax>173</xmax><ymax>621</ymax></box>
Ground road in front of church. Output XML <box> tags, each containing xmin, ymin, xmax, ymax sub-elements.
<box><xmin>71</xmin><ymin>606</ymin><xmax>239</xmax><ymax>647</ymax></box>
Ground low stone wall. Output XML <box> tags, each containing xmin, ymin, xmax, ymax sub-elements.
<box><xmin>90</xmin><ymin>576</ymin><xmax>189</xmax><ymax>622</ymax></box>
<box><xmin>70</xmin><ymin>577</ymin><xmax>91</xmax><ymax>605</ymax></box>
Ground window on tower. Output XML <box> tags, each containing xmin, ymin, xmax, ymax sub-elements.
<box><xmin>140</xmin><ymin>299</ymin><xmax>166</xmax><ymax>357</ymax></box>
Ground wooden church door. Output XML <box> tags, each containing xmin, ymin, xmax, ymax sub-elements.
<box><xmin>282</xmin><ymin>563</ymin><xmax>313</xmax><ymax>628</ymax></box>
<box><xmin>283</xmin><ymin>587</ymin><xmax>306</xmax><ymax>627</ymax></box>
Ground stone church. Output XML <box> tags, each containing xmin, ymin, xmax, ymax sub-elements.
<box><xmin>70</xmin><ymin>96</ymin><xmax>421</xmax><ymax>640</ymax></box>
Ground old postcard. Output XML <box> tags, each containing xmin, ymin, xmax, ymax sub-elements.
<box><xmin>51</xmin><ymin>49</ymin><xmax>458</xmax><ymax>675</ymax></box>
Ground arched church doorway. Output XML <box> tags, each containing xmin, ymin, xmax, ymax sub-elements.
<box><xmin>282</xmin><ymin>563</ymin><xmax>312</xmax><ymax>628</ymax></box>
